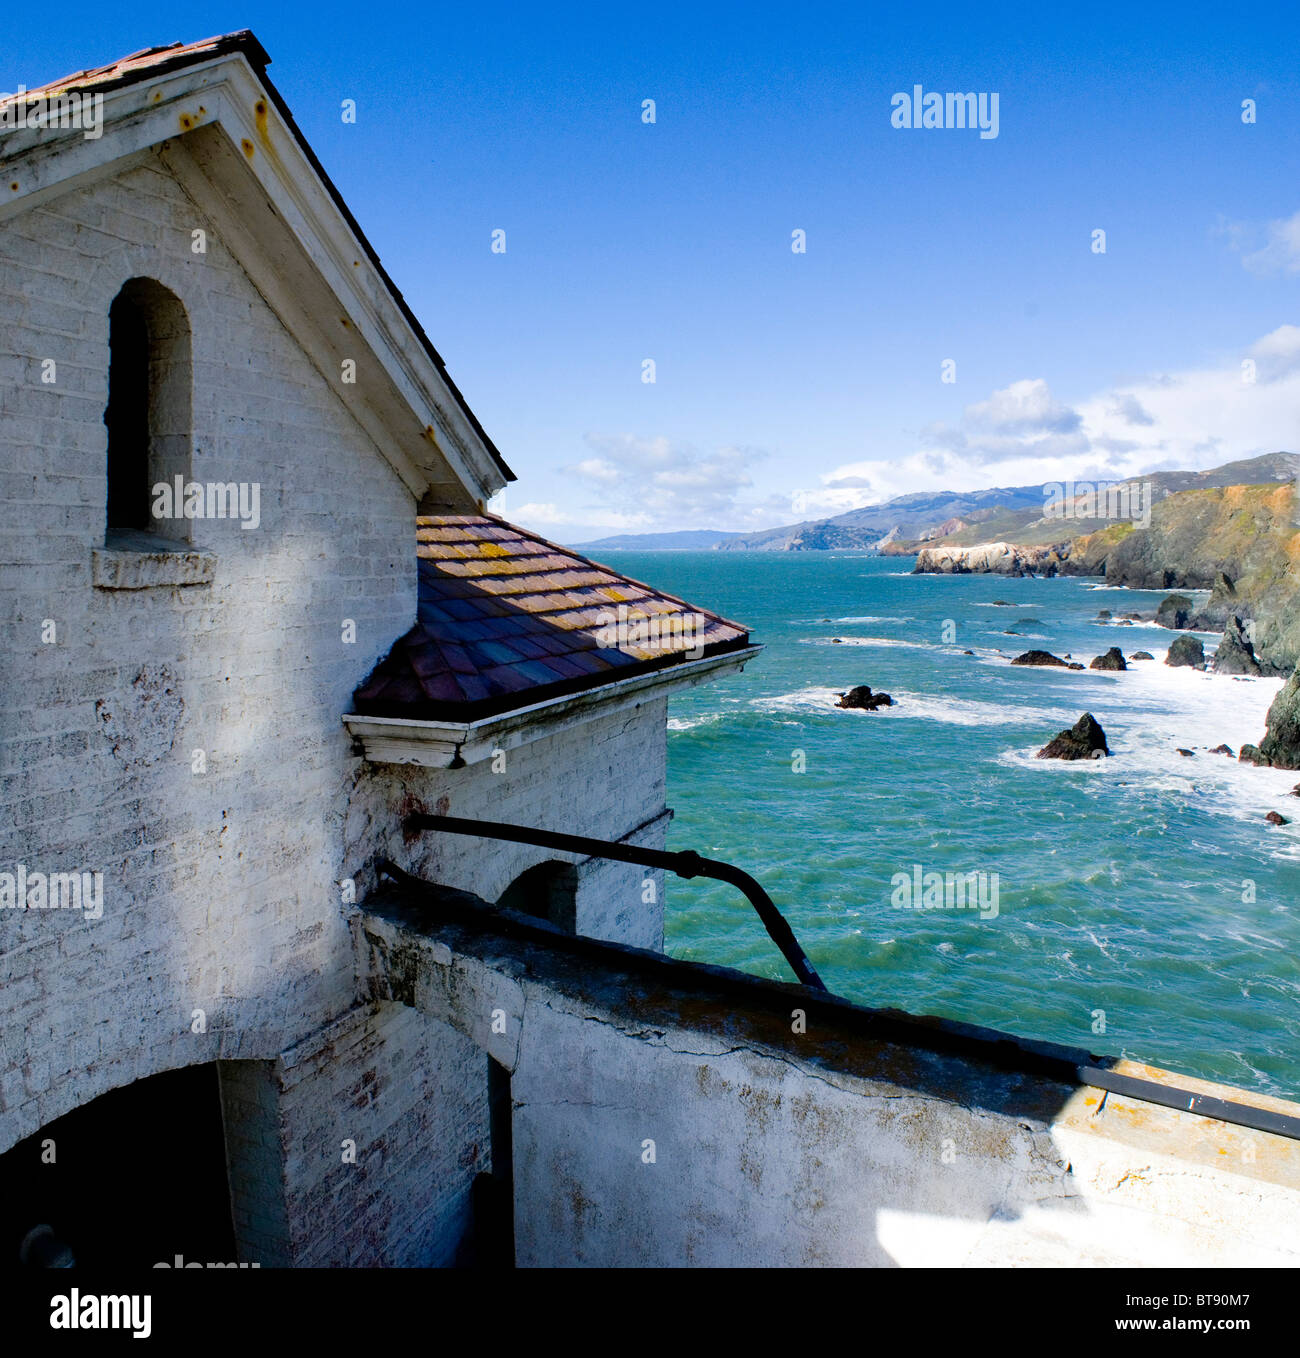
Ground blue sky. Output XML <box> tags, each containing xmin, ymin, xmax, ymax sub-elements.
<box><xmin>7</xmin><ymin>3</ymin><xmax>1300</xmax><ymax>540</ymax></box>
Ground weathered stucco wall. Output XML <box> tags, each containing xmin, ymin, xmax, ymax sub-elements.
<box><xmin>358</xmin><ymin>892</ymin><xmax>1300</xmax><ymax>1268</ymax></box>
<box><xmin>343</xmin><ymin>697</ymin><xmax>671</xmax><ymax>951</ymax></box>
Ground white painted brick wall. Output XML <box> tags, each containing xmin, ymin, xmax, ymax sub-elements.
<box><xmin>0</xmin><ymin>146</ymin><xmax>678</xmax><ymax>1265</ymax></box>
<box><xmin>258</xmin><ymin>1003</ymin><xmax>489</xmax><ymax>1268</ymax></box>
<box><xmin>0</xmin><ymin>153</ymin><xmax>418</xmax><ymax>1148</ymax></box>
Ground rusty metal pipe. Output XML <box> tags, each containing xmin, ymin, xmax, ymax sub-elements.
<box><xmin>401</xmin><ymin>812</ymin><xmax>828</xmax><ymax>991</ymax></box>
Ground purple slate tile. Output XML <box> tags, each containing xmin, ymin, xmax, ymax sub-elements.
<box><xmin>477</xmin><ymin>640</ymin><xmax>524</xmax><ymax>664</ymax></box>
<box><xmin>354</xmin><ymin>512</ymin><xmax>749</xmax><ymax>718</ymax></box>
<box><xmin>480</xmin><ymin>664</ymin><xmax>536</xmax><ymax>694</ymax></box>
<box><xmin>437</xmin><ymin>642</ymin><xmax>479</xmax><ymax>676</ymax></box>
<box><xmin>456</xmin><ymin>673</ymin><xmax>493</xmax><ymax>703</ymax></box>
<box><xmin>420</xmin><ymin>672</ymin><xmax>465</xmax><ymax>703</ymax></box>
<box><xmin>406</xmin><ymin>641</ymin><xmax>446</xmax><ymax>680</ymax></box>
<box><xmin>515</xmin><ymin>660</ymin><xmax>566</xmax><ymax>684</ymax></box>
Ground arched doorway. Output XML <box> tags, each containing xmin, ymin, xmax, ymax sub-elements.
<box><xmin>0</xmin><ymin>1063</ymin><xmax>236</xmax><ymax>1268</ymax></box>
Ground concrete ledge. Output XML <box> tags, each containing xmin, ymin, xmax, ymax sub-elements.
<box><xmin>356</xmin><ymin>882</ymin><xmax>1300</xmax><ymax>1266</ymax></box>
<box><xmin>92</xmin><ymin>538</ymin><xmax>216</xmax><ymax>589</ymax></box>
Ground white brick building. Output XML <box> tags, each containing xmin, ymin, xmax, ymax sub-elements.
<box><xmin>0</xmin><ymin>32</ymin><xmax>754</xmax><ymax>1267</ymax></box>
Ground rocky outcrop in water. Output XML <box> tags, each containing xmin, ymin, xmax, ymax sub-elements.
<box><xmin>1212</xmin><ymin>616</ymin><xmax>1263</xmax><ymax>676</ymax></box>
<box><xmin>1011</xmin><ymin>650</ymin><xmax>1069</xmax><ymax>668</ymax></box>
<box><xmin>1188</xmin><ymin>572</ymin><xmax>1239</xmax><ymax>631</ymax></box>
<box><xmin>1166</xmin><ymin>636</ymin><xmax>1205</xmax><ymax>668</ymax></box>
<box><xmin>836</xmin><ymin>685</ymin><xmax>895</xmax><ymax>711</ymax></box>
<box><xmin>913</xmin><ymin>543</ymin><xmax>1069</xmax><ymax>576</ymax></box>
<box><xmin>1239</xmin><ymin>664</ymin><xmax>1300</xmax><ymax>769</ymax></box>
<box><xmin>1090</xmin><ymin>647</ymin><xmax>1127</xmax><ymax>671</ymax></box>
<box><xmin>1131</xmin><ymin>651</ymin><xmax>1155</xmax><ymax>660</ymax></box>
<box><xmin>1037</xmin><ymin>712</ymin><xmax>1110</xmax><ymax>760</ymax></box>
<box><xmin>1155</xmin><ymin>593</ymin><xmax>1195</xmax><ymax>629</ymax></box>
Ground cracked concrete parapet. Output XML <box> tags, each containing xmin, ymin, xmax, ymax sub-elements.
<box><xmin>357</xmin><ymin>889</ymin><xmax>1300</xmax><ymax>1267</ymax></box>
<box><xmin>354</xmin><ymin>910</ymin><xmax>523</xmax><ymax>1071</ymax></box>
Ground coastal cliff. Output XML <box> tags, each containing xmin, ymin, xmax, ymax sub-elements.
<box><xmin>914</xmin><ymin>479</ymin><xmax>1300</xmax><ymax>670</ymax></box>
<box><xmin>912</xmin><ymin>541</ymin><xmax>1072</xmax><ymax>576</ymax></box>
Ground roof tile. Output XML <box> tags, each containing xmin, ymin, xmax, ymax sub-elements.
<box><xmin>352</xmin><ymin>514</ymin><xmax>750</xmax><ymax>719</ymax></box>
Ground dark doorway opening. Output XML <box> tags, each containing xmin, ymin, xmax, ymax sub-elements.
<box><xmin>462</xmin><ymin>1057</ymin><xmax>515</xmax><ymax>1268</ymax></box>
<box><xmin>0</xmin><ymin>1063</ymin><xmax>236</xmax><ymax>1268</ymax></box>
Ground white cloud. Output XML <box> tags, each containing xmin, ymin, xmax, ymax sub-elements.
<box><xmin>963</xmin><ymin>378</ymin><xmax>1082</xmax><ymax>435</ymax></box>
<box><xmin>1248</xmin><ymin>322</ymin><xmax>1300</xmax><ymax>380</ymax></box>
<box><xmin>1107</xmin><ymin>393</ymin><xmax>1155</xmax><ymax>426</ymax></box>
<box><xmin>796</xmin><ymin>326</ymin><xmax>1300</xmax><ymax>511</ymax></box>
<box><xmin>1243</xmin><ymin>210</ymin><xmax>1300</xmax><ymax>276</ymax></box>
<box><xmin>563</xmin><ymin>434</ymin><xmax>764</xmax><ymax>525</ymax></box>
<box><xmin>570</xmin><ymin>458</ymin><xmax>620</xmax><ymax>483</ymax></box>
<box><xmin>506</xmin><ymin>501</ymin><xmax>567</xmax><ymax>525</ymax></box>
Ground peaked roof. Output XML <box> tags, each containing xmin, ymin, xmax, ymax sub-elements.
<box><xmin>352</xmin><ymin>516</ymin><xmax>751</xmax><ymax>720</ymax></box>
<box><xmin>3</xmin><ymin>31</ymin><xmax>512</xmax><ymax>487</ymax></box>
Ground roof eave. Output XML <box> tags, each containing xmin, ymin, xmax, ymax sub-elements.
<box><xmin>343</xmin><ymin>644</ymin><xmax>762</xmax><ymax>768</ymax></box>
<box><xmin>0</xmin><ymin>34</ymin><xmax>513</xmax><ymax>502</ymax></box>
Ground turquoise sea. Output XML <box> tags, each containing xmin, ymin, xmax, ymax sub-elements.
<box><xmin>613</xmin><ymin>551</ymin><xmax>1300</xmax><ymax>1099</ymax></box>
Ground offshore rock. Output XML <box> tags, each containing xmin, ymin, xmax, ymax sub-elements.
<box><xmin>836</xmin><ymin>685</ymin><xmax>895</xmax><ymax>711</ymax></box>
<box><xmin>1037</xmin><ymin>712</ymin><xmax>1110</xmax><ymax>761</ymax></box>
<box><xmin>1155</xmin><ymin>593</ymin><xmax>1195</xmax><ymax>629</ymax></box>
<box><xmin>1011</xmin><ymin>650</ymin><xmax>1069</xmax><ymax>668</ymax></box>
<box><xmin>1239</xmin><ymin>664</ymin><xmax>1300</xmax><ymax>770</ymax></box>
<box><xmin>1212</xmin><ymin>616</ymin><xmax>1263</xmax><ymax>677</ymax></box>
<box><xmin>1166</xmin><ymin>635</ymin><xmax>1205</xmax><ymax>668</ymax></box>
<box><xmin>1090</xmin><ymin>647</ymin><xmax>1127</xmax><ymax>671</ymax></box>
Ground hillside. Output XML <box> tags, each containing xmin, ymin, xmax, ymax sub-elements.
<box><xmin>895</xmin><ymin>453</ymin><xmax>1300</xmax><ymax>555</ymax></box>
<box><xmin>715</xmin><ymin>484</ymin><xmax>1051</xmax><ymax>552</ymax></box>
<box><xmin>915</xmin><ymin>473</ymin><xmax>1300</xmax><ymax>670</ymax></box>
<box><xmin>1072</xmin><ymin>479</ymin><xmax>1300</xmax><ymax>672</ymax></box>
<box><xmin>710</xmin><ymin>453</ymin><xmax>1300</xmax><ymax>555</ymax></box>
<box><xmin>568</xmin><ymin>529</ymin><xmax>743</xmax><ymax>551</ymax></box>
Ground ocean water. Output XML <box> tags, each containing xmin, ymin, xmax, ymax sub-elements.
<box><xmin>612</xmin><ymin>551</ymin><xmax>1300</xmax><ymax>1099</ymax></box>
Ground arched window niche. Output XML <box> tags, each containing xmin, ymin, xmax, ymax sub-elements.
<box><xmin>496</xmin><ymin>861</ymin><xmax>578</xmax><ymax>934</ymax></box>
<box><xmin>103</xmin><ymin>277</ymin><xmax>193</xmax><ymax>546</ymax></box>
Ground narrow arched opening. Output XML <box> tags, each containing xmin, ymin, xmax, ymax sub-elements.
<box><xmin>104</xmin><ymin>277</ymin><xmax>192</xmax><ymax>544</ymax></box>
